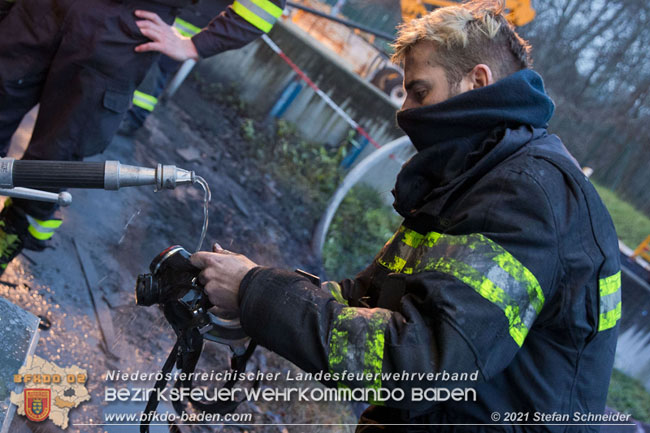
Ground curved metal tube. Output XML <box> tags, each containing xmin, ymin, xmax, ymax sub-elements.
<box><xmin>311</xmin><ymin>135</ymin><xmax>413</xmax><ymax>258</ymax></box>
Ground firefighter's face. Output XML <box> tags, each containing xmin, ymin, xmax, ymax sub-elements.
<box><xmin>401</xmin><ymin>41</ymin><xmax>493</xmax><ymax>110</ymax></box>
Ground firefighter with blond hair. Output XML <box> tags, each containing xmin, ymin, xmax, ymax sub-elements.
<box><xmin>192</xmin><ymin>2</ymin><xmax>621</xmax><ymax>431</ymax></box>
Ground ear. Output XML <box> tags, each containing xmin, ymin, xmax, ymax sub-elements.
<box><xmin>468</xmin><ymin>64</ymin><xmax>494</xmax><ymax>89</ymax></box>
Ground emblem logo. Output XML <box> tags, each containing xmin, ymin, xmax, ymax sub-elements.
<box><xmin>24</xmin><ymin>389</ymin><xmax>51</xmax><ymax>422</ymax></box>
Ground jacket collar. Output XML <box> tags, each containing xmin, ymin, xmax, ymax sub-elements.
<box><xmin>392</xmin><ymin>69</ymin><xmax>555</xmax><ymax>217</ymax></box>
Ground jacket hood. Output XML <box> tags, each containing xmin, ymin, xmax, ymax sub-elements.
<box><xmin>393</xmin><ymin>69</ymin><xmax>555</xmax><ymax>217</ymax></box>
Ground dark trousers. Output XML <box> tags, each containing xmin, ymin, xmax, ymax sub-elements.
<box><xmin>125</xmin><ymin>54</ymin><xmax>181</xmax><ymax>127</ymax></box>
<box><xmin>0</xmin><ymin>0</ymin><xmax>177</xmax><ymax>218</ymax></box>
<box><xmin>125</xmin><ymin>0</ymin><xmax>226</xmax><ymax>128</ymax></box>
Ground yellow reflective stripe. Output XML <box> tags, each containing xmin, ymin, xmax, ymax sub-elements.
<box><xmin>33</xmin><ymin>218</ymin><xmax>62</xmax><ymax>229</ymax></box>
<box><xmin>26</xmin><ymin>215</ymin><xmax>62</xmax><ymax>231</ymax></box>
<box><xmin>233</xmin><ymin>0</ymin><xmax>278</xmax><ymax>33</ymax></box>
<box><xmin>397</xmin><ymin>227</ymin><xmax>546</xmax><ymax>315</ymax></box>
<box><xmin>401</xmin><ymin>227</ymin><xmax>441</xmax><ymax>248</ymax></box>
<box><xmin>28</xmin><ymin>225</ymin><xmax>54</xmax><ymax>240</ymax></box>
<box><xmin>401</xmin><ymin>227</ymin><xmax>424</xmax><ymax>247</ymax></box>
<box><xmin>383</xmin><ymin>226</ymin><xmax>545</xmax><ymax>310</ymax></box>
<box><xmin>132</xmin><ymin>99</ymin><xmax>155</xmax><ymax>112</ymax></box>
<box><xmin>598</xmin><ymin>271</ymin><xmax>621</xmax><ymax>331</ymax></box>
<box><xmin>400</xmin><ymin>227</ymin><xmax>545</xmax><ymax>314</ymax></box>
<box><xmin>328</xmin><ymin>308</ymin><xmax>390</xmax><ymax>391</ymax></box>
<box><xmin>364</xmin><ymin>310</ymin><xmax>390</xmax><ymax>404</ymax></box>
<box><xmin>324</xmin><ymin>281</ymin><xmax>348</xmax><ymax>306</ymax></box>
<box><xmin>599</xmin><ymin>301</ymin><xmax>622</xmax><ymax>332</ymax></box>
<box><xmin>491</xmin><ymin>248</ymin><xmax>545</xmax><ymax>315</ymax></box>
<box><xmin>173</xmin><ymin>17</ymin><xmax>201</xmax><ymax>37</ymax></box>
<box><xmin>377</xmin><ymin>225</ymin><xmax>544</xmax><ymax>346</ymax></box>
<box><xmin>599</xmin><ymin>271</ymin><xmax>621</xmax><ymax>297</ymax></box>
<box><xmin>233</xmin><ymin>1</ymin><xmax>273</xmax><ymax>33</ymax></box>
<box><xmin>25</xmin><ymin>215</ymin><xmax>62</xmax><ymax>241</ymax></box>
<box><xmin>377</xmin><ymin>255</ymin><xmax>406</xmax><ymax>273</ymax></box>
<box><xmin>424</xmin><ymin>256</ymin><xmax>529</xmax><ymax>347</ymax></box>
<box><xmin>328</xmin><ymin>308</ymin><xmax>354</xmax><ymax>372</ymax></box>
<box><xmin>132</xmin><ymin>90</ymin><xmax>158</xmax><ymax>112</ymax></box>
<box><xmin>250</xmin><ymin>0</ymin><xmax>283</xmax><ymax>18</ymax></box>
<box><xmin>174</xmin><ymin>26</ymin><xmax>196</xmax><ymax>38</ymax></box>
<box><xmin>133</xmin><ymin>90</ymin><xmax>157</xmax><ymax>104</ymax></box>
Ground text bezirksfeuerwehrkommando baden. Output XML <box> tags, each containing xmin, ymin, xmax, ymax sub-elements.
<box><xmin>104</xmin><ymin>369</ymin><xmax>480</xmax><ymax>403</ymax></box>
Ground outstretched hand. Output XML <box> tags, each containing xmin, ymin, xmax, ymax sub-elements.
<box><xmin>190</xmin><ymin>243</ymin><xmax>258</xmax><ymax>318</ymax></box>
<box><xmin>134</xmin><ymin>10</ymin><xmax>199</xmax><ymax>61</ymax></box>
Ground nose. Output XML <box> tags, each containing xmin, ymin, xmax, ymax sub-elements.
<box><xmin>401</xmin><ymin>97</ymin><xmax>415</xmax><ymax>111</ymax></box>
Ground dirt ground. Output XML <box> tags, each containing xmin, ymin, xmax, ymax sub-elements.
<box><xmin>2</xmin><ymin>78</ymin><xmax>358</xmax><ymax>433</ymax></box>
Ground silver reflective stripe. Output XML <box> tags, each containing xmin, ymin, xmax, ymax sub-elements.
<box><xmin>132</xmin><ymin>90</ymin><xmax>157</xmax><ymax>112</ymax></box>
<box><xmin>381</xmin><ymin>232</ymin><xmax>542</xmax><ymax>334</ymax></box>
<box><xmin>25</xmin><ymin>215</ymin><xmax>57</xmax><ymax>234</ymax></box>
<box><xmin>598</xmin><ymin>271</ymin><xmax>621</xmax><ymax>331</ymax></box>
<box><xmin>444</xmin><ymin>241</ymin><xmax>540</xmax><ymax>332</ymax></box>
<box><xmin>600</xmin><ymin>290</ymin><xmax>621</xmax><ymax>313</ymax></box>
<box><xmin>376</xmin><ymin>226</ymin><xmax>545</xmax><ymax>347</ymax></box>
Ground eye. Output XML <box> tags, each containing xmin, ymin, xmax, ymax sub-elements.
<box><xmin>415</xmin><ymin>89</ymin><xmax>428</xmax><ymax>103</ymax></box>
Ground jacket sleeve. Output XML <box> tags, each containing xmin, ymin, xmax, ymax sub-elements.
<box><xmin>191</xmin><ymin>0</ymin><xmax>285</xmax><ymax>58</ymax></box>
<box><xmin>238</xmin><ymin>167</ymin><xmax>562</xmax><ymax>411</ymax></box>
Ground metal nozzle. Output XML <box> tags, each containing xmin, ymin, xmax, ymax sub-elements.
<box><xmin>104</xmin><ymin>161</ymin><xmax>195</xmax><ymax>191</ymax></box>
<box><xmin>156</xmin><ymin>164</ymin><xmax>194</xmax><ymax>190</ymax></box>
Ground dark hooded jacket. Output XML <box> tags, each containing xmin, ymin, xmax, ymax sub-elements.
<box><xmin>238</xmin><ymin>70</ymin><xmax>622</xmax><ymax>432</ymax></box>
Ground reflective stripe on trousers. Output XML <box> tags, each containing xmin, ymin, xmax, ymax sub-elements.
<box><xmin>132</xmin><ymin>90</ymin><xmax>158</xmax><ymax>112</ymax></box>
<box><xmin>26</xmin><ymin>214</ymin><xmax>62</xmax><ymax>240</ymax></box>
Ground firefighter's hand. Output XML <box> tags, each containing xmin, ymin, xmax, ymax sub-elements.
<box><xmin>190</xmin><ymin>243</ymin><xmax>258</xmax><ymax>318</ymax></box>
<box><xmin>134</xmin><ymin>10</ymin><xmax>199</xmax><ymax>61</ymax></box>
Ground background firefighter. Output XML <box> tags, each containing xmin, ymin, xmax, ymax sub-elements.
<box><xmin>118</xmin><ymin>0</ymin><xmax>245</xmax><ymax>136</ymax></box>
<box><xmin>190</xmin><ymin>1</ymin><xmax>622</xmax><ymax>431</ymax></box>
<box><xmin>0</xmin><ymin>0</ymin><xmax>284</xmax><ymax>273</ymax></box>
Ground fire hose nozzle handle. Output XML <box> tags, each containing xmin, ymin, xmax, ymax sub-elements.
<box><xmin>2</xmin><ymin>159</ymin><xmax>106</xmax><ymax>189</ymax></box>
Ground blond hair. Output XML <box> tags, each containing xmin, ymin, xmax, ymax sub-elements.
<box><xmin>392</xmin><ymin>0</ymin><xmax>531</xmax><ymax>84</ymax></box>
